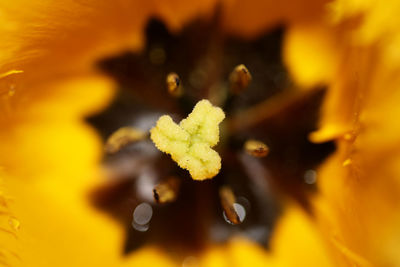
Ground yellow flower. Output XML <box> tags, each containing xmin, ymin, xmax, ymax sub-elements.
<box><xmin>1</xmin><ymin>0</ymin><xmax>399</xmax><ymax>266</ymax></box>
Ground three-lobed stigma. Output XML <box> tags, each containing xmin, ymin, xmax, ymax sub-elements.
<box><xmin>150</xmin><ymin>99</ymin><xmax>225</xmax><ymax>180</ymax></box>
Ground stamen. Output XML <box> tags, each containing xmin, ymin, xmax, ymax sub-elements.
<box><xmin>228</xmin><ymin>89</ymin><xmax>318</xmax><ymax>133</ymax></box>
<box><xmin>153</xmin><ymin>177</ymin><xmax>180</xmax><ymax>204</ymax></box>
<box><xmin>219</xmin><ymin>186</ymin><xmax>241</xmax><ymax>225</ymax></box>
<box><xmin>105</xmin><ymin>127</ymin><xmax>147</xmax><ymax>154</ymax></box>
<box><xmin>229</xmin><ymin>64</ymin><xmax>252</xmax><ymax>94</ymax></box>
<box><xmin>244</xmin><ymin>139</ymin><xmax>269</xmax><ymax>157</ymax></box>
<box><xmin>166</xmin><ymin>72</ymin><xmax>183</xmax><ymax>97</ymax></box>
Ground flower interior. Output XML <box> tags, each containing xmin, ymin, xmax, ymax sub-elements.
<box><xmin>88</xmin><ymin>14</ymin><xmax>335</xmax><ymax>258</ymax></box>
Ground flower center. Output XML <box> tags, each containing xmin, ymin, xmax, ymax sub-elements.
<box><xmin>88</xmin><ymin>16</ymin><xmax>335</xmax><ymax>257</ymax></box>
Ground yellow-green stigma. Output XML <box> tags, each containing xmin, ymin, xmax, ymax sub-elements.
<box><xmin>150</xmin><ymin>99</ymin><xmax>225</xmax><ymax>180</ymax></box>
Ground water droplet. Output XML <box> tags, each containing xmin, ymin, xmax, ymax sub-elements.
<box><xmin>304</xmin><ymin>169</ymin><xmax>317</xmax><ymax>184</ymax></box>
<box><xmin>223</xmin><ymin>203</ymin><xmax>246</xmax><ymax>224</ymax></box>
<box><xmin>132</xmin><ymin>222</ymin><xmax>149</xmax><ymax>232</ymax></box>
<box><xmin>234</xmin><ymin>203</ymin><xmax>246</xmax><ymax>222</ymax></box>
<box><xmin>8</xmin><ymin>217</ymin><xmax>20</xmax><ymax>231</ymax></box>
<box><xmin>132</xmin><ymin>202</ymin><xmax>153</xmax><ymax>232</ymax></box>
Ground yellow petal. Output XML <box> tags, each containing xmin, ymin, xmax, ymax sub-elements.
<box><xmin>0</xmin><ymin>75</ymin><xmax>114</xmax><ymax>175</ymax></box>
<box><xmin>0</xmin><ymin>73</ymin><xmax>121</xmax><ymax>266</ymax></box>
<box><xmin>311</xmin><ymin>0</ymin><xmax>400</xmax><ymax>265</ymax></box>
<box><xmin>222</xmin><ymin>0</ymin><xmax>329</xmax><ymax>37</ymax></box>
<box><xmin>0</xmin><ymin>0</ymin><xmax>219</xmax><ymax>75</ymax></box>
<box><xmin>268</xmin><ymin>205</ymin><xmax>334</xmax><ymax>267</ymax></box>
<box><xmin>283</xmin><ymin>20</ymin><xmax>341</xmax><ymax>88</ymax></box>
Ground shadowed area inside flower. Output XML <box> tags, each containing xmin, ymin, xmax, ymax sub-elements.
<box><xmin>88</xmin><ymin>15</ymin><xmax>335</xmax><ymax>258</ymax></box>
